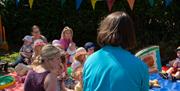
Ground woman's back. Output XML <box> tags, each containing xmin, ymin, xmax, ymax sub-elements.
<box><xmin>83</xmin><ymin>46</ymin><xmax>149</xmax><ymax>91</ymax></box>
<box><xmin>24</xmin><ymin>70</ymin><xmax>50</xmax><ymax>91</ymax></box>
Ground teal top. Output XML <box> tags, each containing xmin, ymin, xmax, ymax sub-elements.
<box><xmin>83</xmin><ymin>46</ymin><xmax>149</xmax><ymax>91</ymax></box>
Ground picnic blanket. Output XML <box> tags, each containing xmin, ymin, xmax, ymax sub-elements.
<box><xmin>4</xmin><ymin>72</ymin><xmax>24</xmax><ymax>91</ymax></box>
<box><xmin>149</xmin><ymin>73</ymin><xmax>180</xmax><ymax>91</ymax></box>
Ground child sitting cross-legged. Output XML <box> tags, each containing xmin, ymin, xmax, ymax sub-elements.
<box><xmin>9</xmin><ymin>35</ymin><xmax>33</xmax><ymax>67</ymax></box>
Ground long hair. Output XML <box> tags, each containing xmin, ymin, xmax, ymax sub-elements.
<box><xmin>32</xmin><ymin>44</ymin><xmax>61</xmax><ymax>67</ymax></box>
<box><xmin>97</xmin><ymin>11</ymin><xmax>136</xmax><ymax>49</ymax></box>
<box><xmin>60</xmin><ymin>26</ymin><xmax>73</xmax><ymax>39</ymax></box>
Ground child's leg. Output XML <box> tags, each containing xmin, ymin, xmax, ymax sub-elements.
<box><xmin>11</xmin><ymin>56</ymin><xmax>25</xmax><ymax>67</ymax></box>
<box><xmin>174</xmin><ymin>71</ymin><xmax>180</xmax><ymax>79</ymax></box>
<box><xmin>166</xmin><ymin>67</ymin><xmax>174</xmax><ymax>74</ymax></box>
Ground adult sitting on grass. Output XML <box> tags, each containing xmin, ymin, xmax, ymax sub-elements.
<box><xmin>31</xmin><ymin>25</ymin><xmax>47</xmax><ymax>45</ymax></box>
<box><xmin>83</xmin><ymin>11</ymin><xmax>149</xmax><ymax>91</ymax></box>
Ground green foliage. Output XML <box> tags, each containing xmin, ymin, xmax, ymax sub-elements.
<box><xmin>0</xmin><ymin>0</ymin><xmax>180</xmax><ymax>64</ymax></box>
<box><xmin>0</xmin><ymin>52</ymin><xmax>19</xmax><ymax>63</ymax></box>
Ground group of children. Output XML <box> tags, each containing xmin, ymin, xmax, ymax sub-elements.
<box><xmin>9</xmin><ymin>25</ymin><xmax>95</xmax><ymax>91</ymax></box>
<box><xmin>6</xmin><ymin>24</ymin><xmax>180</xmax><ymax>91</ymax></box>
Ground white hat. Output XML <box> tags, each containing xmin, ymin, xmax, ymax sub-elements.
<box><xmin>52</xmin><ymin>40</ymin><xmax>61</xmax><ymax>47</ymax></box>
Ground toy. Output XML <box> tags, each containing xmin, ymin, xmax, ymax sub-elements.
<box><xmin>149</xmin><ymin>79</ymin><xmax>160</xmax><ymax>88</ymax></box>
<box><xmin>135</xmin><ymin>46</ymin><xmax>162</xmax><ymax>74</ymax></box>
<box><xmin>0</xmin><ymin>76</ymin><xmax>15</xmax><ymax>90</ymax></box>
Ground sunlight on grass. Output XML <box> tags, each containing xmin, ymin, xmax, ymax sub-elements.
<box><xmin>0</xmin><ymin>52</ymin><xmax>19</xmax><ymax>63</ymax></box>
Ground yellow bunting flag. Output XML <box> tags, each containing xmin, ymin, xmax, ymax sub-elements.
<box><xmin>29</xmin><ymin>0</ymin><xmax>34</xmax><ymax>9</ymax></box>
<box><xmin>91</xmin><ymin>0</ymin><xmax>97</xmax><ymax>10</ymax></box>
<box><xmin>127</xmin><ymin>0</ymin><xmax>135</xmax><ymax>10</ymax></box>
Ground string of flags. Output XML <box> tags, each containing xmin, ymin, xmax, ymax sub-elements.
<box><xmin>14</xmin><ymin>0</ymin><xmax>174</xmax><ymax>11</ymax></box>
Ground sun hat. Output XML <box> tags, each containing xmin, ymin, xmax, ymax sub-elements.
<box><xmin>52</xmin><ymin>40</ymin><xmax>61</xmax><ymax>47</ymax></box>
<box><xmin>22</xmin><ymin>35</ymin><xmax>32</xmax><ymax>42</ymax></box>
<box><xmin>84</xmin><ymin>42</ymin><xmax>95</xmax><ymax>51</ymax></box>
<box><xmin>34</xmin><ymin>39</ymin><xmax>46</xmax><ymax>47</ymax></box>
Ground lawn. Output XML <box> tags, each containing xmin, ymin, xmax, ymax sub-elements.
<box><xmin>0</xmin><ymin>52</ymin><xmax>19</xmax><ymax>63</ymax></box>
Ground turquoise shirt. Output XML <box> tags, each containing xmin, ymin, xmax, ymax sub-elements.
<box><xmin>83</xmin><ymin>46</ymin><xmax>149</xmax><ymax>91</ymax></box>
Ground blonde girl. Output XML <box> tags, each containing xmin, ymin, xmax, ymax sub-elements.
<box><xmin>24</xmin><ymin>44</ymin><xmax>63</xmax><ymax>91</ymax></box>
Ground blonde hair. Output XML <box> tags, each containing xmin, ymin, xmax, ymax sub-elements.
<box><xmin>61</xmin><ymin>26</ymin><xmax>73</xmax><ymax>39</ymax></box>
<box><xmin>32</xmin><ymin>44</ymin><xmax>61</xmax><ymax>66</ymax></box>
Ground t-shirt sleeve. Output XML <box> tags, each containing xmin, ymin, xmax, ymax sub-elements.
<box><xmin>41</xmin><ymin>35</ymin><xmax>48</xmax><ymax>43</ymax></box>
<box><xmin>140</xmin><ymin>63</ymin><xmax>149</xmax><ymax>91</ymax></box>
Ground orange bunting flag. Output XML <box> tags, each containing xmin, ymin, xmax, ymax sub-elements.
<box><xmin>91</xmin><ymin>0</ymin><xmax>97</xmax><ymax>10</ymax></box>
<box><xmin>107</xmin><ymin>0</ymin><xmax>115</xmax><ymax>12</ymax></box>
<box><xmin>29</xmin><ymin>0</ymin><xmax>34</xmax><ymax>9</ymax></box>
<box><xmin>127</xmin><ymin>0</ymin><xmax>135</xmax><ymax>10</ymax></box>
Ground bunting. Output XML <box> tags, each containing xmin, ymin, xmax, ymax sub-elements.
<box><xmin>164</xmin><ymin>0</ymin><xmax>173</xmax><ymax>7</ymax></box>
<box><xmin>91</xmin><ymin>0</ymin><xmax>97</xmax><ymax>10</ymax></box>
<box><xmin>76</xmin><ymin>0</ymin><xmax>83</xmax><ymax>10</ymax></box>
<box><xmin>29</xmin><ymin>0</ymin><xmax>34</xmax><ymax>9</ymax></box>
<box><xmin>16</xmin><ymin>0</ymin><xmax>20</xmax><ymax>8</ymax></box>
<box><xmin>148</xmin><ymin>0</ymin><xmax>154</xmax><ymax>7</ymax></box>
<box><xmin>107</xmin><ymin>0</ymin><xmax>115</xmax><ymax>12</ymax></box>
<box><xmin>127</xmin><ymin>0</ymin><xmax>135</xmax><ymax>10</ymax></box>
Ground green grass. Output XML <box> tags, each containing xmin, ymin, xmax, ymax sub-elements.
<box><xmin>0</xmin><ymin>52</ymin><xmax>19</xmax><ymax>63</ymax></box>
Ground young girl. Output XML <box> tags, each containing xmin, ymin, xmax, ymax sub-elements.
<box><xmin>71</xmin><ymin>47</ymin><xmax>87</xmax><ymax>71</ymax></box>
<box><xmin>59</xmin><ymin>26</ymin><xmax>74</xmax><ymax>50</ymax></box>
<box><xmin>24</xmin><ymin>44</ymin><xmax>64</xmax><ymax>91</ymax></box>
<box><xmin>73</xmin><ymin>66</ymin><xmax>83</xmax><ymax>91</ymax></box>
<box><xmin>31</xmin><ymin>39</ymin><xmax>46</xmax><ymax>64</ymax></box>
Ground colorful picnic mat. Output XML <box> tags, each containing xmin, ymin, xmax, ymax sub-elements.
<box><xmin>149</xmin><ymin>73</ymin><xmax>180</xmax><ymax>91</ymax></box>
<box><xmin>4</xmin><ymin>72</ymin><xmax>24</xmax><ymax>91</ymax></box>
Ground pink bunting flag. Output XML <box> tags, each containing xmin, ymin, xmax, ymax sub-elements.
<box><xmin>107</xmin><ymin>0</ymin><xmax>115</xmax><ymax>12</ymax></box>
<box><xmin>127</xmin><ymin>0</ymin><xmax>135</xmax><ymax>10</ymax></box>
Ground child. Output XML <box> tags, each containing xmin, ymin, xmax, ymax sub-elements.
<box><xmin>160</xmin><ymin>46</ymin><xmax>180</xmax><ymax>81</ymax></box>
<box><xmin>31</xmin><ymin>39</ymin><xmax>46</xmax><ymax>64</ymax></box>
<box><xmin>15</xmin><ymin>63</ymin><xmax>31</xmax><ymax>83</ymax></box>
<box><xmin>9</xmin><ymin>35</ymin><xmax>33</xmax><ymax>67</ymax></box>
<box><xmin>24</xmin><ymin>44</ymin><xmax>64</xmax><ymax>91</ymax></box>
<box><xmin>84</xmin><ymin>42</ymin><xmax>95</xmax><ymax>56</ymax></box>
<box><xmin>73</xmin><ymin>66</ymin><xmax>83</xmax><ymax>91</ymax></box>
<box><xmin>71</xmin><ymin>47</ymin><xmax>87</xmax><ymax>71</ymax></box>
<box><xmin>67</xmin><ymin>42</ymin><xmax>77</xmax><ymax>65</ymax></box>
